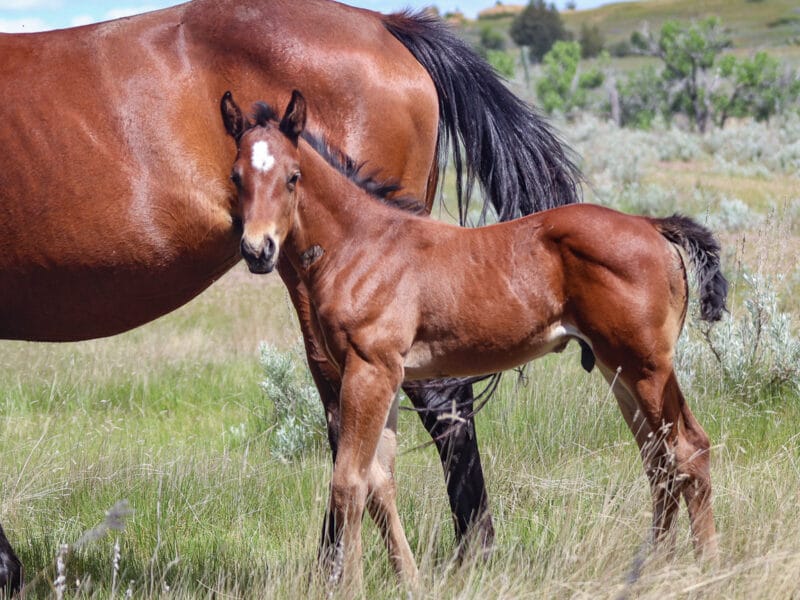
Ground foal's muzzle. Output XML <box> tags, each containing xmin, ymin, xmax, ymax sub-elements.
<box><xmin>240</xmin><ymin>235</ymin><xmax>278</xmax><ymax>274</ymax></box>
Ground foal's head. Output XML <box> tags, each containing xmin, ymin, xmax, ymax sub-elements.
<box><xmin>221</xmin><ymin>90</ymin><xmax>307</xmax><ymax>274</ymax></box>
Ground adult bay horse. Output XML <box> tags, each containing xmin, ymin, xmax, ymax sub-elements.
<box><xmin>221</xmin><ymin>91</ymin><xmax>726</xmax><ymax>586</ymax></box>
<box><xmin>0</xmin><ymin>0</ymin><xmax>582</xmax><ymax>592</ymax></box>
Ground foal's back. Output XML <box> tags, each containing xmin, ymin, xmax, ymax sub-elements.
<box><xmin>400</xmin><ymin>204</ymin><xmax>686</xmax><ymax>380</ymax></box>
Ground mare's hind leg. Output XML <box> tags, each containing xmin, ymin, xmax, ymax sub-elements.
<box><xmin>365</xmin><ymin>396</ymin><xmax>418</xmax><ymax>584</ymax></box>
<box><xmin>403</xmin><ymin>382</ymin><xmax>494</xmax><ymax>557</ymax></box>
<box><xmin>0</xmin><ymin>523</ymin><xmax>23</xmax><ymax>595</ymax></box>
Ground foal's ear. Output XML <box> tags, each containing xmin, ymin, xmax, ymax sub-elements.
<box><xmin>279</xmin><ymin>90</ymin><xmax>307</xmax><ymax>144</ymax></box>
<box><xmin>221</xmin><ymin>91</ymin><xmax>245</xmax><ymax>140</ymax></box>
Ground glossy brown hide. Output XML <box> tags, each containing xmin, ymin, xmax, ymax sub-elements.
<box><xmin>231</xmin><ymin>101</ymin><xmax>725</xmax><ymax>586</ymax></box>
<box><xmin>0</xmin><ymin>0</ymin><xmax>437</xmax><ymax>341</ymax></box>
<box><xmin>0</xmin><ymin>2</ymin><xmax>515</xmax><ymax>592</ymax></box>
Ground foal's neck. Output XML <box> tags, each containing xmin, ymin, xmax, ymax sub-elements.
<box><xmin>286</xmin><ymin>139</ymin><xmax>413</xmax><ymax>272</ymax></box>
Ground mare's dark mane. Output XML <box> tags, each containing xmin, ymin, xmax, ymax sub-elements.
<box><xmin>250</xmin><ymin>102</ymin><xmax>427</xmax><ymax>217</ymax></box>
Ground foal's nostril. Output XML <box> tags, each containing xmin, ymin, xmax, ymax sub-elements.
<box><xmin>264</xmin><ymin>236</ymin><xmax>277</xmax><ymax>258</ymax></box>
<box><xmin>240</xmin><ymin>237</ymin><xmax>257</xmax><ymax>261</ymax></box>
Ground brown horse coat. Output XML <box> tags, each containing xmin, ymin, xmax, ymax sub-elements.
<box><xmin>223</xmin><ymin>92</ymin><xmax>726</xmax><ymax>586</ymax></box>
<box><xmin>1</xmin><ymin>2</ymin><xmax>582</xmax><ymax>593</ymax></box>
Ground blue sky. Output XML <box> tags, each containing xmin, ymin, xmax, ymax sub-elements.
<box><xmin>0</xmin><ymin>0</ymin><xmax>637</xmax><ymax>33</ymax></box>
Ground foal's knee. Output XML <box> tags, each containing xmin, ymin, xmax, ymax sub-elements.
<box><xmin>331</xmin><ymin>470</ymin><xmax>369</xmax><ymax>519</ymax></box>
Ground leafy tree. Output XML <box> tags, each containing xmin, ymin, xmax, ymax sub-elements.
<box><xmin>579</xmin><ymin>22</ymin><xmax>605</xmax><ymax>58</ymax></box>
<box><xmin>510</xmin><ymin>0</ymin><xmax>570</xmax><ymax>63</ymax></box>
<box><xmin>480</xmin><ymin>25</ymin><xmax>507</xmax><ymax>51</ymax></box>
<box><xmin>609</xmin><ymin>39</ymin><xmax>632</xmax><ymax>57</ymax></box>
<box><xmin>714</xmin><ymin>52</ymin><xmax>800</xmax><ymax>127</ymax></box>
<box><xmin>536</xmin><ymin>40</ymin><xmax>604</xmax><ymax>114</ymax></box>
<box><xmin>632</xmin><ymin>18</ymin><xmax>731</xmax><ymax>132</ymax></box>
<box><xmin>486</xmin><ymin>50</ymin><xmax>517</xmax><ymax>79</ymax></box>
<box><xmin>616</xmin><ymin>66</ymin><xmax>665</xmax><ymax>128</ymax></box>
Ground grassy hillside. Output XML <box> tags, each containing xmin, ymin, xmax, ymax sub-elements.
<box><xmin>560</xmin><ymin>0</ymin><xmax>800</xmax><ymax>48</ymax></box>
<box><xmin>467</xmin><ymin>0</ymin><xmax>800</xmax><ymax>61</ymax></box>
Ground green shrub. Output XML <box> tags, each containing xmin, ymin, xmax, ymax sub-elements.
<box><xmin>487</xmin><ymin>49</ymin><xmax>517</xmax><ymax>79</ymax></box>
<box><xmin>677</xmin><ymin>272</ymin><xmax>800</xmax><ymax>400</ymax></box>
<box><xmin>258</xmin><ymin>342</ymin><xmax>326</xmax><ymax>461</ymax></box>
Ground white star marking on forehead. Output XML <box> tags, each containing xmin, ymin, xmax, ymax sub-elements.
<box><xmin>251</xmin><ymin>140</ymin><xmax>275</xmax><ymax>173</ymax></box>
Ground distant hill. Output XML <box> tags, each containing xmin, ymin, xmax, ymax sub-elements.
<box><xmin>558</xmin><ymin>0</ymin><xmax>800</xmax><ymax>49</ymax></box>
<box><xmin>470</xmin><ymin>0</ymin><xmax>800</xmax><ymax>54</ymax></box>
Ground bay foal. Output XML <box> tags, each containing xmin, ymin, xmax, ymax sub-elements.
<box><xmin>222</xmin><ymin>91</ymin><xmax>727</xmax><ymax>586</ymax></box>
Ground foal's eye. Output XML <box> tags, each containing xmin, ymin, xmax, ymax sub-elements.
<box><xmin>287</xmin><ymin>171</ymin><xmax>301</xmax><ymax>191</ymax></box>
<box><xmin>230</xmin><ymin>171</ymin><xmax>242</xmax><ymax>188</ymax></box>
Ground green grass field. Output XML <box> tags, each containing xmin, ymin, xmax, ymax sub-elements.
<box><xmin>1</xmin><ymin>109</ymin><xmax>799</xmax><ymax>598</ymax></box>
<box><xmin>2</xmin><ymin>5</ymin><xmax>799</xmax><ymax>595</ymax></box>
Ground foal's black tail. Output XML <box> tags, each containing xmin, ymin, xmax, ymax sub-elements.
<box><xmin>382</xmin><ymin>11</ymin><xmax>582</xmax><ymax>223</ymax></box>
<box><xmin>656</xmin><ymin>215</ymin><xmax>728</xmax><ymax>322</ymax></box>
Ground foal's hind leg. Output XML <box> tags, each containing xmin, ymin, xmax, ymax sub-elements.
<box><xmin>601</xmin><ymin>363</ymin><xmax>717</xmax><ymax>559</ymax></box>
<box><xmin>663</xmin><ymin>371</ymin><xmax>717</xmax><ymax>559</ymax></box>
<box><xmin>599</xmin><ymin>364</ymin><xmax>683</xmax><ymax>554</ymax></box>
<box><xmin>635</xmin><ymin>369</ymin><xmax>716</xmax><ymax>559</ymax></box>
<box><xmin>365</xmin><ymin>396</ymin><xmax>418</xmax><ymax>584</ymax></box>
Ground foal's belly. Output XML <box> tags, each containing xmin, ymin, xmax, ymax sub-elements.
<box><xmin>403</xmin><ymin>322</ymin><xmax>584</xmax><ymax>380</ymax></box>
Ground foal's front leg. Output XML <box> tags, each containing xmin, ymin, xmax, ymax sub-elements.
<box><xmin>326</xmin><ymin>351</ymin><xmax>404</xmax><ymax>589</ymax></box>
<box><xmin>365</xmin><ymin>395</ymin><xmax>418</xmax><ymax>584</ymax></box>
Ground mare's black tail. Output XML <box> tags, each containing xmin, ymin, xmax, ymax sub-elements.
<box><xmin>382</xmin><ymin>11</ymin><xmax>582</xmax><ymax>223</ymax></box>
<box><xmin>656</xmin><ymin>215</ymin><xmax>729</xmax><ymax>322</ymax></box>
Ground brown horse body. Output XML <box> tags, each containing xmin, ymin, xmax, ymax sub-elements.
<box><xmin>0</xmin><ymin>0</ymin><xmax>439</xmax><ymax>341</ymax></box>
<box><xmin>223</xmin><ymin>93</ymin><xmax>726</xmax><ymax>585</ymax></box>
<box><xmin>1</xmin><ymin>2</ymin><xmax>584</xmax><ymax>591</ymax></box>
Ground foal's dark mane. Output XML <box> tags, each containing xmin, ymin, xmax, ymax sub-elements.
<box><xmin>251</xmin><ymin>102</ymin><xmax>427</xmax><ymax>216</ymax></box>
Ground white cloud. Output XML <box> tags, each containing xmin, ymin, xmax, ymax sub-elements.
<box><xmin>104</xmin><ymin>5</ymin><xmax>159</xmax><ymax>20</ymax></box>
<box><xmin>0</xmin><ymin>0</ymin><xmax>60</xmax><ymax>9</ymax></box>
<box><xmin>70</xmin><ymin>14</ymin><xmax>93</xmax><ymax>27</ymax></box>
<box><xmin>0</xmin><ymin>16</ymin><xmax>49</xmax><ymax>32</ymax></box>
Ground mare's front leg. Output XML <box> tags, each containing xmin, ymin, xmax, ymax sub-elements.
<box><xmin>326</xmin><ymin>351</ymin><xmax>404</xmax><ymax>589</ymax></box>
<box><xmin>403</xmin><ymin>381</ymin><xmax>494</xmax><ymax>557</ymax></box>
<box><xmin>0</xmin><ymin>523</ymin><xmax>23</xmax><ymax>595</ymax></box>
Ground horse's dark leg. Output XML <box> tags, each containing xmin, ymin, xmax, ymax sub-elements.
<box><xmin>403</xmin><ymin>382</ymin><xmax>494</xmax><ymax>557</ymax></box>
<box><xmin>0</xmin><ymin>522</ymin><xmax>22</xmax><ymax>596</ymax></box>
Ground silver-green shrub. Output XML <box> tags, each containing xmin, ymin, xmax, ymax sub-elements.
<box><xmin>258</xmin><ymin>342</ymin><xmax>325</xmax><ymax>461</ymax></box>
<box><xmin>706</xmin><ymin>197</ymin><xmax>763</xmax><ymax>232</ymax></box>
<box><xmin>676</xmin><ymin>272</ymin><xmax>800</xmax><ymax>400</ymax></box>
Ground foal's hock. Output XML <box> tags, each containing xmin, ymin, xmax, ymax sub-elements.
<box><xmin>222</xmin><ymin>90</ymin><xmax>728</xmax><ymax>587</ymax></box>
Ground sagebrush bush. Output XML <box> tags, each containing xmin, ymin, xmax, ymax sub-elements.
<box><xmin>654</xmin><ymin>127</ymin><xmax>702</xmax><ymax>162</ymax></box>
<box><xmin>596</xmin><ymin>182</ymin><xmax>679</xmax><ymax>216</ymax></box>
<box><xmin>706</xmin><ymin>197</ymin><xmax>763</xmax><ymax>232</ymax></box>
<box><xmin>676</xmin><ymin>272</ymin><xmax>800</xmax><ymax>400</ymax></box>
<box><xmin>257</xmin><ymin>342</ymin><xmax>325</xmax><ymax>461</ymax></box>
<box><xmin>704</xmin><ymin>116</ymin><xmax>800</xmax><ymax>175</ymax></box>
